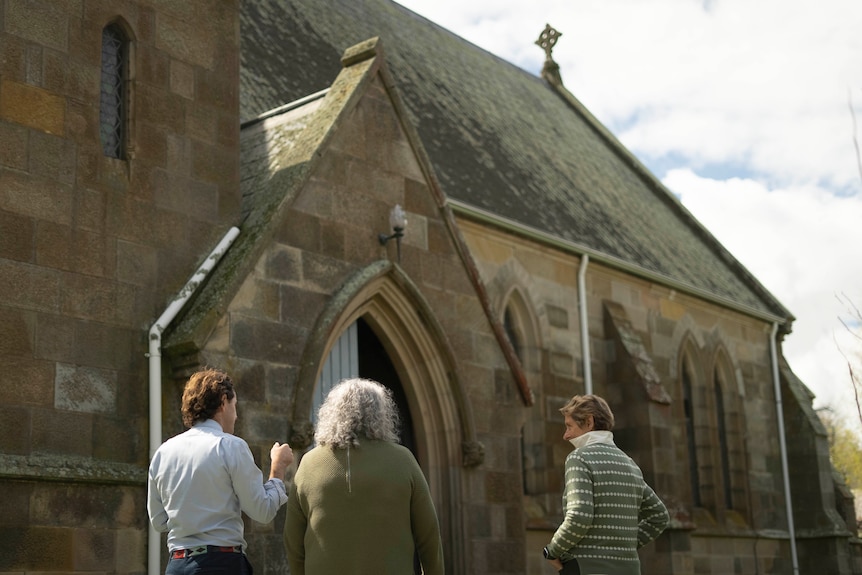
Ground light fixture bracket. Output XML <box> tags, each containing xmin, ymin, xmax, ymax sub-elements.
<box><xmin>379</xmin><ymin>205</ymin><xmax>407</xmax><ymax>262</ymax></box>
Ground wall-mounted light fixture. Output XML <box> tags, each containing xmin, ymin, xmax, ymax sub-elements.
<box><xmin>378</xmin><ymin>204</ymin><xmax>407</xmax><ymax>263</ymax></box>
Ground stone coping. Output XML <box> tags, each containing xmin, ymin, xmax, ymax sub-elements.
<box><xmin>0</xmin><ymin>453</ymin><xmax>146</xmax><ymax>485</ymax></box>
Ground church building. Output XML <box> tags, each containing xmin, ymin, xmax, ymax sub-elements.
<box><xmin>0</xmin><ymin>1</ymin><xmax>858</xmax><ymax>573</ymax></box>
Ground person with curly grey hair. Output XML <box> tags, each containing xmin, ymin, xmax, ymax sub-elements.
<box><xmin>284</xmin><ymin>378</ymin><xmax>444</xmax><ymax>575</ymax></box>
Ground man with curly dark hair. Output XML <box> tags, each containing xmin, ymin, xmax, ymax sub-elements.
<box><xmin>148</xmin><ymin>368</ymin><xmax>294</xmax><ymax>574</ymax></box>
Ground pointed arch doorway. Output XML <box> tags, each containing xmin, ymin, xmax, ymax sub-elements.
<box><xmin>311</xmin><ymin>317</ymin><xmax>417</xmax><ymax>456</ymax></box>
<box><xmin>291</xmin><ymin>263</ymin><xmax>482</xmax><ymax>575</ymax></box>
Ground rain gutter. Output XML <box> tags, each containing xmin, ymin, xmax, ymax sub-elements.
<box><xmin>448</xmin><ymin>199</ymin><xmax>788</xmax><ymax>325</ymax></box>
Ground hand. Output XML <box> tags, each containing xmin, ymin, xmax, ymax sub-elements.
<box><xmin>269</xmin><ymin>442</ymin><xmax>294</xmax><ymax>479</ymax></box>
<box><xmin>548</xmin><ymin>558</ymin><xmax>563</xmax><ymax>572</ymax></box>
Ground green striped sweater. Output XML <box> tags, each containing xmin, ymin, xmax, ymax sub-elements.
<box><xmin>547</xmin><ymin>437</ymin><xmax>669</xmax><ymax>574</ymax></box>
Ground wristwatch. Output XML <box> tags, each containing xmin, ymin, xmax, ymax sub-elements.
<box><xmin>543</xmin><ymin>546</ymin><xmax>555</xmax><ymax>560</ymax></box>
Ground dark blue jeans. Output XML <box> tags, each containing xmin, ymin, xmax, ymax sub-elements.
<box><xmin>166</xmin><ymin>552</ymin><xmax>253</xmax><ymax>575</ymax></box>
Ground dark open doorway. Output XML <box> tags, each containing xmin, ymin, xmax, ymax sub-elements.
<box><xmin>357</xmin><ymin>317</ymin><xmax>417</xmax><ymax>457</ymax></box>
<box><xmin>356</xmin><ymin>317</ymin><xmax>422</xmax><ymax>574</ymax></box>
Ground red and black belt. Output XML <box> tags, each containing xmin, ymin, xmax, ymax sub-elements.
<box><xmin>171</xmin><ymin>545</ymin><xmax>243</xmax><ymax>559</ymax></box>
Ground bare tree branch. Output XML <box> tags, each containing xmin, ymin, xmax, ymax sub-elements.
<box><xmin>850</xmin><ymin>88</ymin><xmax>862</xmax><ymax>185</ymax></box>
<box><xmin>840</xmin><ymin>291</ymin><xmax>862</xmax><ymax>318</ymax></box>
<box><xmin>838</xmin><ymin>317</ymin><xmax>862</xmax><ymax>343</ymax></box>
<box><xmin>850</xmin><ymin>363</ymin><xmax>862</xmax><ymax>427</ymax></box>
<box><xmin>837</xmin><ymin>293</ymin><xmax>862</xmax><ymax>342</ymax></box>
<box><xmin>834</xmin><ymin>332</ymin><xmax>862</xmax><ymax>425</ymax></box>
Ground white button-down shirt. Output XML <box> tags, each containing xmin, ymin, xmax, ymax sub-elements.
<box><xmin>147</xmin><ymin>419</ymin><xmax>288</xmax><ymax>551</ymax></box>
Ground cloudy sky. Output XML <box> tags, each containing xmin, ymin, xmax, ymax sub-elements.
<box><xmin>394</xmin><ymin>0</ymin><xmax>862</xmax><ymax>428</ymax></box>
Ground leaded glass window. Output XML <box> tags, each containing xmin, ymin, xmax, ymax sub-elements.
<box><xmin>100</xmin><ymin>25</ymin><xmax>125</xmax><ymax>158</ymax></box>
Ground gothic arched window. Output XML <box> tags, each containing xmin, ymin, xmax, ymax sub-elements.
<box><xmin>499</xmin><ymin>289</ymin><xmax>544</xmax><ymax>500</ymax></box>
<box><xmin>714</xmin><ymin>375</ymin><xmax>733</xmax><ymax>508</ymax></box>
<box><xmin>100</xmin><ymin>24</ymin><xmax>127</xmax><ymax>158</ymax></box>
<box><xmin>503</xmin><ymin>306</ymin><xmax>523</xmax><ymax>361</ymax></box>
<box><xmin>712</xmin><ymin>351</ymin><xmax>749</xmax><ymax>519</ymax></box>
<box><xmin>682</xmin><ymin>360</ymin><xmax>702</xmax><ymax>507</ymax></box>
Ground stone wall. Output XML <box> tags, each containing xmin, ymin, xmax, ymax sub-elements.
<box><xmin>162</xmin><ymin>68</ymin><xmax>526</xmax><ymax>573</ymax></box>
<box><xmin>0</xmin><ymin>1</ymin><xmax>240</xmax><ymax>572</ymax></box>
<box><xmin>458</xmin><ymin>218</ymin><xmax>854</xmax><ymax>574</ymax></box>
<box><xmin>1</xmin><ymin>3</ymin><xmax>855</xmax><ymax>572</ymax></box>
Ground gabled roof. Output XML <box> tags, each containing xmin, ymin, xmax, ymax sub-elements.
<box><xmin>241</xmin><ymin>0</ymin><xmax>792</xmax><ymax>323</ymax></box>
<box><xmin>165</xmin><ymin>42</ymin><xmax>377</xmax><ymax>353</ymax></box>
<box><xmin>166</xmin><ymin>38</ymin><xmax>532</xmax><ymax>403</ymax></box>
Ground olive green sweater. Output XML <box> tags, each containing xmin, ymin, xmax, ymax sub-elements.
<box><xmin>547</xmin><ymin>433</ymin><xmax>669</xmax><ymax>574</ymax></box>
<box><xmin>284</xmin><ymin>439</ymin><xmax>444</xmax><ymax>575</ymax></box>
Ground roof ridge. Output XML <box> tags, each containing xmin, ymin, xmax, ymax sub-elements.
<box><xmin>542</xmin><ymin>75</ymin><xmax>793</xmax><ymax>326</ymax></box>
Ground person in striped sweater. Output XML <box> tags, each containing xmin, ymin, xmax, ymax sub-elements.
<box><xmin>543</xmin><ymin>395</ymin><xmax>669</xmax><ymax>574</ymax></box>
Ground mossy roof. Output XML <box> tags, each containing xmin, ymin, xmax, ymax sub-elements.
<box><xmin>240</xmin><ymin>0</ymin><xmax>791</xmax><ymax>322</ymax></box>
<box><xmin>165</xmin><ymin>50</ymin><xmax>379</xmax><ymax>352</ymax></box>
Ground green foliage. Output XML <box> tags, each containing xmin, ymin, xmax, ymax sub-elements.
<box><xmin>821</xmin><ymin>413</ymin><xmax>862</xmax><ymax>490</ymax></box>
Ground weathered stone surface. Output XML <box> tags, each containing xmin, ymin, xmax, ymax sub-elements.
<box><xmin>59</xmin><ymin>273</ymin><xmax>117</xmax><ymax>323</ymax></box>
<box><xmin>169</xmin><ymin>58</ymin><xmax>195</xmax><ymax>99</ymax></box>
<box><xmin>5</xmin><ymin>0</ymin><xmax>69</xmax><ymax>51</ymax></box>
<box><xmin>0</xmin><ymin>259</ymin><xmax>61</xmax><ymax>312</ymax></box>
<box><xmin>0</xmin><ymin>5</ymin><xmax>241</xmax><ymax>574</ymax></box>
<box><xmin>0</xmin><ymin>80</ymin><xmax>65</xmax><ymax>135</ymax></box>
<box><xmin>0</xmin><ymin>306</ymin><xmax>34</xmax><ymax>357</ymax></box>
<box><xmin>139</xmin><ymin>45</ymin><xmax>170</xmax><ymax>88</ymax></box>
<box><xmin>0</xmin><ymin>525</ymin><xmax>75</xmax><ymax>570</ymax></box>
<box><xmin>54</xmin><ymin>363</ymin><xmax>117</xmax><ymax>414</ymax></box>
<box><xmin>231</xmin><ymin>317</ymin><xmax>306</xmax><ymax>363</ymax></box>
<box><xmin>0</xmin><ymin>2</ymin><xmax>852</xmax><ymax>574</ymax></box>
<box><xmin>0</xmin><ymin>405</ymin><xmax>32</xmax><ymax>455</ymax></box>
<box><xmin>30</xmin><ymin>406</ymin><xmax>93</xmax><ymax>456</ymax></box>
<box><xmin>0</xmin><ymin>169</ymin><xmax>73</xmax><ymax>225</ymax></box>
<box><xmin>0</xmin><ymin>120</ymin><xmax>29</xmax><ymax>170</ymax></box>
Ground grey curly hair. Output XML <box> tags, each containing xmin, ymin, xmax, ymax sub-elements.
<box><xmin>314</xmin><ymin>378</ymin><xmax>400</xmax><ymax>448</ymax></box>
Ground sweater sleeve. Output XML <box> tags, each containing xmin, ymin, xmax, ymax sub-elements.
<box><xmin>284</xmin><ymin>479</ymin><xmax>307</xmax><ymax>575</ymax></box>
<box><xmin>410</xmin><ymin>458</ymin><xmax>445</xmax><ymax>575</ymax></box>
<box><xmin>636</xmin><ymin>483</ymin><xmax>669</xmax><ymax>548</ymax></box>
<box><xmin>547</xmin><ymin>451</ymin><xmax>594</xmax><ymax>558</ymax></box>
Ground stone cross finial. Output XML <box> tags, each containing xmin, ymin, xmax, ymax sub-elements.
<box><xmin>535</xmin><ymin>24</ymin><xmax>562</xmax><ymax>62</ymax></box>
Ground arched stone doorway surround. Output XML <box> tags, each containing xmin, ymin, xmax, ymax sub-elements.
<box><xmin>289</xmin><ymin>260</ymin><xmax>483</xmax><ymax>575</ymax></box>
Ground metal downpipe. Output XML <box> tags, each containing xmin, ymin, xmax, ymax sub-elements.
<box><xmin>147</xmin><ymin>226</ymin><xmax>240</xmax><ymax>575</ymax></box>
<box><xmin>578</xmin><ymin>254</ymin><xmax>592</xmax><ymax>394</ymax></box>
<box><xmin>770</xmin><ymin>321</ymin><xmax>799</xmax><ymax>574</ymax></box>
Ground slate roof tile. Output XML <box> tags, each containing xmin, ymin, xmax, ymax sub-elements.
<box><xmin>240</xmin><ymin>0</ymin><xmax>791</xmax><ymax>322</ymax></box>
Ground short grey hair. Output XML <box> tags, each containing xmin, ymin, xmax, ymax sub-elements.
<box><xmin>559</xmin><ymin>394</ymin><xmax>615</xmax><ymax>431</ymax></box>
<box><xmin>314</xmin><ymin>378</ymin><xmax>400</xmax><ymax>448</ymax></box>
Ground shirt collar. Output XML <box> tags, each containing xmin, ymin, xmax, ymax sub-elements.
<box><xmin>194</xmin><ymin>419</ymin><xmax>223</xmax><ymax>432</ymax></box>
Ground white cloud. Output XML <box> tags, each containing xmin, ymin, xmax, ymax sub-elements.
<box><xmin>398</xmin><ymin>0</ymin><xmax>862</xmax><ymax>186</ymax></box>
<box><xmin>393</xmin><ymin>0</ymin><xmax>862</xmax><ymax>427</ymax></box>
<box><xmin>662</xmin><ymin>169</ymin><xmax>862</xmax><ymax>425</ymax></box>
<box><xmin>560</xmin><ymin>0</ymin><xmax>862</xmax><ymax>189</ymax></box>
